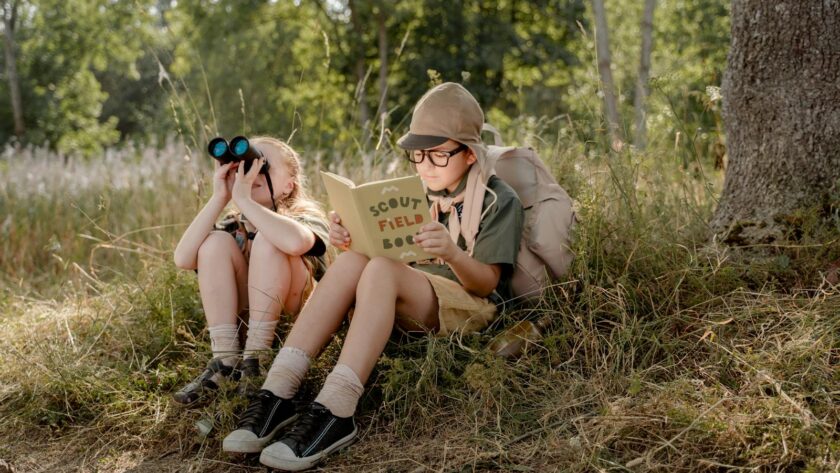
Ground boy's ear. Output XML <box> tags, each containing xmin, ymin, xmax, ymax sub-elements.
<box><xmin>465</xmin><ymin>149</ymin><xmax>477</xmax><ymax>165</ymax></box>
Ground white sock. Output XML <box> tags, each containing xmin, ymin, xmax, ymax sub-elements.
<box><xmin>262</xmin><ymin>346</ymin><xmax>311</xmax><ymax>399</ymax></box>
<box><xmin>314</xmin><ymin>364</ymin><xmax>364</xmax><ymax>418</ymax></box>
<box><xmin>208</xmin><ymin>323</ymin><xmax>240</xmax><ymax>366</ymax></box>
<box><xmin>242</xmin><ymin>319</ymin><xmax>279</xmax><ymax>359</ymax></box>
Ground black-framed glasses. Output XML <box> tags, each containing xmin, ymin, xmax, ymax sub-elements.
<box><xmin>405</xmin><ymin>143</ymin><xmax>468</xmax><ymax>167</ymax></box>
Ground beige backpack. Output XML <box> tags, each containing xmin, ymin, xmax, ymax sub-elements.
<box><xmin>483</xmin><ymin>125</ymin><xmax>576</xmax><ymax>302</ymax></box>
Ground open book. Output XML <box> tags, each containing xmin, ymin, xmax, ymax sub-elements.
<box><xmin>320</xmin><ymin>171</ymin><xmax>434</xmax><ymax>263</ymax></box>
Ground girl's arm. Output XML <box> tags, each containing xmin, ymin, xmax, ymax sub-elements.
<box><xmin>173</xmin><ymin>161</ymin><xmax>237</xmax><ymax>270</ymax></box>
<box><xmin>172</xmin><ymin>195</ymin><xmax>228</xmax><ymax>270</ymax></box>
<box><xmin>231</xmin><ymin>158</ymin><xmax>316</xmax><ymax>256</ymax></box>
<box><xmin>235</xmin><ymin>198</ymin><xmax>316</xmax><ymax>255</ymax></box>
<box><xmin>414</xmin><ymin>222</ymin><xmax>500</xmax><ymax>297</ymax></box>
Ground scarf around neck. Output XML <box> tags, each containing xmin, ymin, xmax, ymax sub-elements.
<box><xmin>427</xmin><ymin>163</ymin><xmax>489</xmax><ymax>256</ymax></box>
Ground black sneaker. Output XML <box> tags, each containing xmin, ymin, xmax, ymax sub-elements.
<box><xmin>173</xmin><ymin>358</ymin><xmax>238</xmax><ymax>405</ymax></box>
<box><xmin>222</xmin><ymin>389</ymin><xmax>298</xmax><ymax>454</ymax></box>
<box><xmin>236</xmin><ymin>357</ymin><xmax>262</xmax><ymax>397</ymax></box>
<box><xmin>259</xmin><ymin>402</ymin><xmax>357</xmax><ymax>471</ymax></box>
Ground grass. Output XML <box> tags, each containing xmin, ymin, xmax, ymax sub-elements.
<box><xmin>0</xmin><ymin>130</ymin><xmax>838</xmax><ymax>472</ymax></box>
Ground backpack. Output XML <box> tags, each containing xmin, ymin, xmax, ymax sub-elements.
<box><xmin>482</xmin><ymin>124</ymin><xmax>576</xmax><ymax>302</ymax></box>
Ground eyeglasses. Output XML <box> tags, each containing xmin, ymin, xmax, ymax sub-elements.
<box><xmin>405</xmin><ymin>143</ymin><xmax>469</xmax><ymax>167</ymax></box>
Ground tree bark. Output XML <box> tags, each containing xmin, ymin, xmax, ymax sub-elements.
<box><xmin>633</xmin><ymin>0</ymin><xmax>656</xmax><ymax>149</ymax></box>
<box><xmin>376</xmin><ymin>5</ymin><xmax>387</xmax><ymax>138</ymax></box>
<box><xmin>711</xmin><ymin>1</ymin><xmax>840</xmax><ymax>241</ymax></box>
<box><xmin>348</xmin><ymin>0</ymin><xmax>370</xmax><ymax>142</ymax></box>
<box><xmin>2</xmin><ymin>0</ymin><xmax>24</xmax><ymax>139</ymax></box>
<box><xmin>591</xmin><ymin>0</ymin><xmax>622</xmax><ymax>148</ymax></box>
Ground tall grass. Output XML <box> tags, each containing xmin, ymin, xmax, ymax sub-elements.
<box><xmin>0</xmin><ymin>125</ymin><xmax>838</xmax><ymax>472</ymax></box>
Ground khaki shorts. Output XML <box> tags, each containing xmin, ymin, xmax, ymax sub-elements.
<box><xmin>417</xmin><ymin>272</ymin><xmax>498</xmax><ymax>336</ymax></box>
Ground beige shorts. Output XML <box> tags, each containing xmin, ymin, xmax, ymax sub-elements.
<box><xmin>417</xmin><ymin>272</ymin><xmax>498</xmax><ymax>337</ymax></box>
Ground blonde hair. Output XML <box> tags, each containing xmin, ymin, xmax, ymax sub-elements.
<box><xmin>251</xmin><ymin>136</ymin><xmax>326</xmax><ymax>223</ymax></box>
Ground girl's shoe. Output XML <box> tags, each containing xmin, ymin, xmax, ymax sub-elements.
<box><xmin>173</xmin><ymin>358</ymin><xmax>238</xmax><ymax>405</ymax></box>
<box><xmin>223</xmin><ymin>389</ymin><xmax>298</xmax><ymax>453</ymax></box>
<box><xmin>236</xmin><ymin>357</ymin><xmax>262</xmax><ymax>397</ymax></box>
<box><xmin>259</xmin><ymin>402</ymin><xmax>357</xmax><ymax>471</ymax></box>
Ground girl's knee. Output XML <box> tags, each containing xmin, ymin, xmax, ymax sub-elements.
<box><xmin>251</xmin><ymin>232</ymin><xmax>292</xmax><ymax>261</ymax></box>
<box><xmin>197</xmin><ymin>231</ymin><xmax>238</xmax><ymax>262</ymax></box>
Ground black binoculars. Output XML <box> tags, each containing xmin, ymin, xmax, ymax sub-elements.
<box><xmin>207</xmin><ymin>136</ymin><xmax>269</xmax><ymax>175</ymax></box>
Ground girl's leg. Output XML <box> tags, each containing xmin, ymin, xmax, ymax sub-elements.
<box><xmin>196</xmin><ymin>231</ymin><xmax>249</xmax><ymax>363</ymax></box>
<box><xmin>242</xmin><ymin>233</ymin><xmax>310</xmax><ymax>360</ymax></box>
<box><xmin>173</xmin><ymin>232</ymin><xmax>248</xmax><ymax>405</ymax></box>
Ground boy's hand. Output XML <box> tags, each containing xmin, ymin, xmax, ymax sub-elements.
<box><xmin>328</xmin><ymin>211</ymin><xmax>351</xmax><ymax>250</ymax></box>
<box><xmin>231</xmin><ymin>158</ymin><xmax>264</xmax><ymax>205</ymax></box>
<box><xmin>415</xmin><ymin>222</ymin><xmax>459</xmax><ymax>261</ymax></box>
<box><xmin>212</xmin><ymin>161</ymin><xmax>236</xmax><ymax>203</ymax></box>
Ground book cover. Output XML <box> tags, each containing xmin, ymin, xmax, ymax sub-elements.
<box><xmin>320</xmin><ymin>171</ymin><xmax>434</xmax><ymax>263</ymax></box>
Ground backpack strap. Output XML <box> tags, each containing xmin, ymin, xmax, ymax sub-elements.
<box><xmin>482</xmin><ymin>123</ymin><xmax>504</xmax><ymax>146</ymax></box>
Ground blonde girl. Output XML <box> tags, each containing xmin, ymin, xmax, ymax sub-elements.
<box><xmin>172</xmin><ymin>137</ymin><xmax>329</xmax><ymax>405</ymax></box>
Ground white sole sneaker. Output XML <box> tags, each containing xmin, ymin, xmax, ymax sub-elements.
<box><xmin>259</xmin><ymin>425</ymin><xmax>357</xmax><ymax>471</ymax></box>
<box><xmin>222</xmin><ymin>413</ymin><xmax>299</xmax><ymax>454</ymax></box>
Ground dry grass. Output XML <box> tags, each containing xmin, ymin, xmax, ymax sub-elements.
<box><xmin>1</xmin><ymin>137</ymin><xmax>838</xmax><ymax>472</ymax></box>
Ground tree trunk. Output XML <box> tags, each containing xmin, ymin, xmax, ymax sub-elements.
<box><xmin>376</xmin><ymin>5</ymin><xmax>387</xmax><ymax>141</ymax></box>
<box><xmin>591</xmin><ymin>0</ymin><xmax>621</xmax><ymax>148</ymax></box>
<box><xmin>2</xmin><ymin>0</ymin><xmax>24</xmax><ymax>139</ymax></box>
<box><xmin>348</xmin><ymin>0</ymin><xmax>371</xmax><ymax>176</ymax></box>
<box><xmin>633</xmin><ymin>0</ymin><xmax>656</xmax><ymax>149</ymax></box>
<box><xmin>711</xmin><ymin>1</ymin><xmax>840</xmax><ymax>242</ymax></box>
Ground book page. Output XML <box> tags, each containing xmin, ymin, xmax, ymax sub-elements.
<box><xmin>321</xmin><ymin>172</ymin><xmax>433</xmax><ymax>263</ymax></box>
<box><xmin>320</xmin><ymin>171</ymin><xmax>371</xmax><ymax>256</ymax></box>
<box><xmin>352</xmin><ymin>174</ymin><xmax>433</xmax><ymax>262</ymax></box>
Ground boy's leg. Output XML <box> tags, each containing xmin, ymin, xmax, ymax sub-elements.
<box><xmin>261</xmin><ymin>250</ymin><xmax>369</xmax><ymax>398</ymax></box>
<box><xmin>259</xmin><ymin>257</ymin><xmax>437</xmax><ymax>470</ymax></box>
<box><xmin>338</xmin><ymin>256</ymin><xmax>438</xmax><ymax>384</ymax></box>
<box><xmin>224</xmin><ymin>251</ymin><xmax>369</xmax><ymax>453</ymax></box>
<box><xmin>174</xmin><ymin>232</ymin><xmax>248</xmax><ymax>405</ymax></box>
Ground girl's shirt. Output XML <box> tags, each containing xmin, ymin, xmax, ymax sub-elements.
<box><xmin>215</xmin><ymin>212</ymin><xmax>331</xmax><ymax>280</ymax></box>
<box><xmin>412</xmin><ymin>175</ymin><xmax>524</xmax><ymax>300</ymax></box>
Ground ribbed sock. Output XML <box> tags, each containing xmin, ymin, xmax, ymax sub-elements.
<box><xmin>242</xmin><ymin>318</ymin><xmax>279</xmax><ymax>359</ymax></box>
<box><xmin>314</xmin><ymin>364</ymin><xmax>364</xmax><ymax>418</ymax></box>
<box><xmin>262</xmin><ymin>346</ymin><xmax>311</xmax><ymax>399</ymax></box>
<box><xmin>208</xmin><ymin>323</ymin><xmax>240</xmax><ymax>366</ymax></box>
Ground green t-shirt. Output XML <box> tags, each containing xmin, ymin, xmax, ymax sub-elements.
<box><xmin>412</xmin><ymin>174</ymin><xmax>524</xmax><ymax>300</ymax></box>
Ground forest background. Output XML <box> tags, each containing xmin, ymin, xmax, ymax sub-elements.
<box><xmin>1</xmin><ymin>1</ymin><xmax>837</xmax><ymax>472</ymax></box>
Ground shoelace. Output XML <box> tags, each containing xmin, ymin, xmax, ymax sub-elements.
<box><xmin>239</xmin><ymin>391</ymin><xmax>273</xmax><ymax>428</ymax></box>
<box><xmin>284</xmin><ymin>405</ymin><xmax>327</xmax><ymax>444</ymax></box>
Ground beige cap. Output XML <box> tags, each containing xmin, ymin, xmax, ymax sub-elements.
<box><xmin>398</xmin><ymin>82</ymin><xmax>490</xmax><ymax>175</ymax></box>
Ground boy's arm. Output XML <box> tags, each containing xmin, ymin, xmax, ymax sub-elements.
<box><xmin>446</xmin><ymin>249</ymin><xmax>502</xmax><ymax>297</ymax></box>
<box><xmin>414</xmin><ymin>222</ymin><xmax>501</xmax><ymax>297</ymax></box>
<box><xmin>173</xmin><ymin>195</ymin><xmax>228</xmax><ymax>270</ymax></box>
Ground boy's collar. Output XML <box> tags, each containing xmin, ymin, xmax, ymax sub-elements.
<box><xmin>426</xmin><ymin>166</ymin><xmax>471</xmax><ymax>197</ymax></box>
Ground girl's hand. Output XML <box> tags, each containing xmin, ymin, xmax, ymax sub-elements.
<box><xmin>328</xmin><ymin>211</ymin><xmax>351</xmax><ymax>249</ymax></box>
<box><xmin>212</xmin><ymin>161</ymin><xmax>237</xmax><ymax>203</ymax></box>
<box><xmin>414</xmin><ymin>222</ymin><xmax>459</xmax><ymax>261</ymax></box>
<box><xmin>231</xmin><ymin>158</ymin><xmax>265</xmax><ymax>205</ymax></box>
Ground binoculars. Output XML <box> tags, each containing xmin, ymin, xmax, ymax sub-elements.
<box><xmin>207</xmin><ymin>136</ymin><xmax>269</xmax><ymax>175</ymax></box>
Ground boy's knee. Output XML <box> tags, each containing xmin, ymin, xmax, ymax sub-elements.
<box><xmin>333</xmin><ymin>250</ymin><xmax>370</xmax><ymax>269</ymax></box>
<box><xmin>359</xmin><ymin>257</ymin><xmax>399</xmax><ymax>286</ymax></box>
